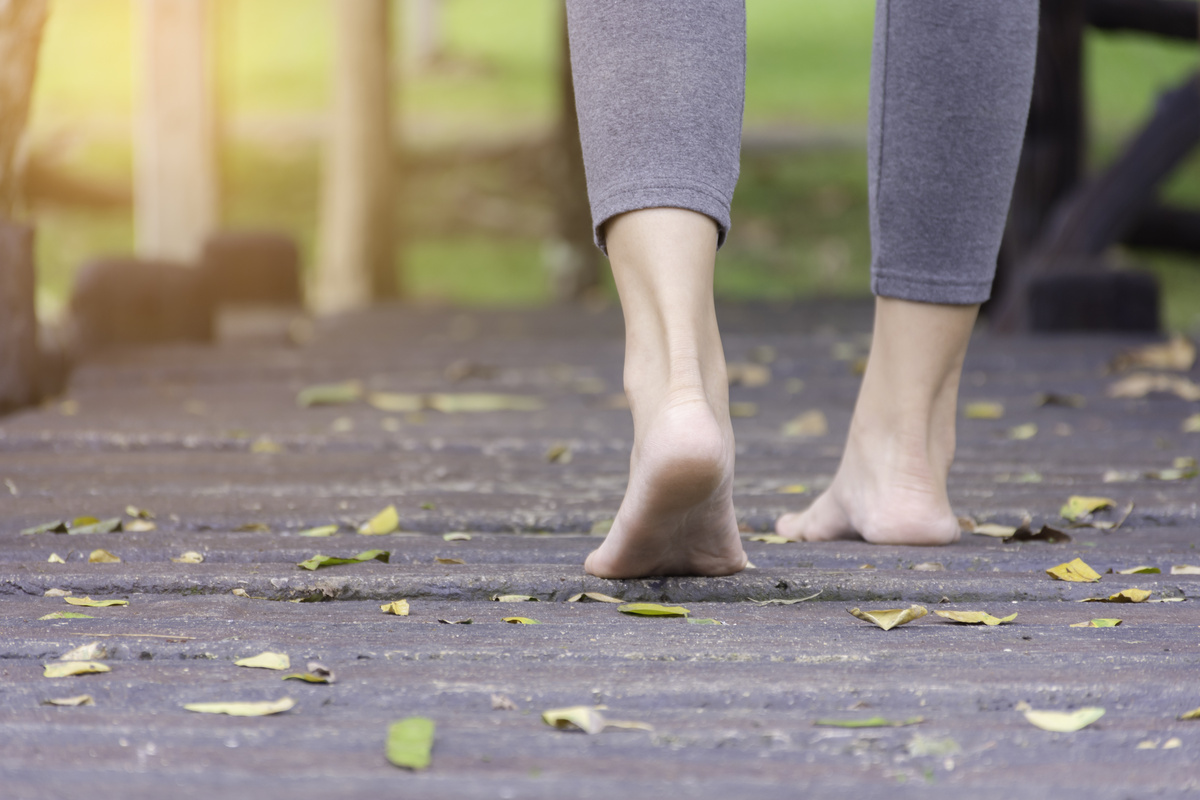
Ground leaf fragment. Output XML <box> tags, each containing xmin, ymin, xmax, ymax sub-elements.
<box><xmin>493</xmin><ymin>595</ymin><xmax>537</xmax><ymax>603</ymax></box>
<box><xmin>1170</xmin><ymin>564</ymin><xmax>1200</xmax><ymax>575</ymax></box>
<box><xmin>545</xmin><ymin>442</ymin><xmax>572</xmax><ymax>463</ymax></box>
<box><xmin>934</xmin><ymin>610</ymin><xmax>1017</xmax><ymax>626</ymax></box>
<box><xmin>618</xmin><ymin>603</ymin><xmax>690</xmax><ymax>617</ymax></box>
<box><xmin>776</xmin><ymin>483</ymin><xmax>808</xmax><ymax>494</ymax></box>
<box><xmin>1184</xmin><ymin>413</ymin><xmax>1200</xmax><ymax>434</ymax></box>
<box><xmin>1023</xmin><ymin>707</ymin><xmax>1105</xmax><ymax>732</ymax></box>
<box><xmin>686</xmin><ymin>618</ymin><xmax>726</xmax><ymax>625</ymax></box>
<box><xmin>43</xmin><ymin>694</ymin><xmax>94</xmax><ymax>706</ymax></box>
<box><xmin>298</xmin><ymin>549</ymin><xmax>389</xmax><ymax>570</ymax></box>
<box><xmin>235</xmin><ymin>652</ymin><xmax>290</xmax><ymax>670</ymax></box>
<box><xmin>171</xmin><ymin>551</ymin><xmax>204</xmax><ymax>564</ymax></box>
<box><xmin>1080</xmin><ymin>588</ymin><xmax>1151</xmax><ymax>603</ymax></box>
<box><xmin>1008</xmin><ymin>423</ymin><xmax>1037</xmax><ymax>440</ymax></box>
<box><xmin>386</xmin><ymin>717</ymin><xmax>435</xmax><ymax>770</ymax></box>
<box><xmin>972</xmin><ymin>523</ymin><xmax>1019</xmax><ymax>538</ymax></box>
<box><xmin>21</xmin><ymin>520</ymin><xmax>68</xmax><ymax>535</ymax></box>
<box><xmin>358</xmin><ymin>505</ymin><xmax>400</xmax><ymax>535</ymax></box>
<box><xmin>44</xmin><ymin>661</ymin><xmax>110</xmax><ymax>678</ymax></box>
<box><xmin>366</xmin><ymin>392</ymin><xmax>423</xmax><ymax>413</ymax></box>
<box><xmin>442</xmin><ymin>532</ymin><xmax>472</xmax><ymax>541</ymax></box>
<box><xmin>964</xmin><ymin>401</ymin><xmax>1004</xmax><ymax>419</ymax></box>
<box><xmin>59</xmin><ymin>642</ymin><xmax>106</xmax><ymax>661</ymax></box>
<box><xmin>748</xmin><ymin>534</ymin><xmax>792</xmax><ymax>544</ymax></box>
<box><xmin>501</xmin><ymin>617</ymin><xmax>541</xmax><ymax>624</ymax></box>
<box><xmin>40</xmin><ymin>612</ymin><xmax>93</xmax><ymax>620</ymax></box>
<box><xmin>542</xmin><ymin>706</ymin><xmax>607</xmax><ymax>735</ymax></box>
<box><xmin>1045</xmin><ymin>558</ymin><xmax>1101</xmax><ymax>583</ymax></box>
<box><xmin>184</xmin><ymin>698</ymin><xmax>296</xmax><ymax>717</ymax></box>
<box><xmin>296</xmin><ymin>380</ymin><xmax>362</xmax><ymax>408</ymax></box>
<box><xmin>47</xmin><ymin>553</ymin><xmax>65</xmax><ymax>563</ymax></box>
<box><xmin>434</xmin><ymin>557</ymin><xmax>465</xmax><ymax>565</ymax></box>
<box><xmin>782</xmin><ymin>410</ymin><xmax>827</xmax><ymax>437</ymax></box>
<box><xmin>567</xmin><ymin>592</ymin><xmax>623</xmax><ymax>604</ymax></box>
<box><xmin>848</xmin><ymin>606</ymin><xmax>927</xmax><ymax>630</ymax></box>
<box><xmin>1110</xmin><ymin>335</ymin><xmax>1196</xmax><ymax>372</ymax></box>
<box><xmin>426</xmin><ymin>393</ymin><xmax>544</xmax><ymax>413</ymax></box>
<box><xmin>1115</xmin><ymin>566</ymin><xmax>1160</xmax><ymax>575</ymax></box>
<box><xmin>125</xmin><ymin>505</ymin><xmax>154</xmax><ymax>520</ymax></box>
<box><xmin>726</xmin><ymin>362</ymin><xmax>771</xmax><ymax>388</ymax></box>
<box><xmin>1107</xmin><ymin>372</ymin><xmax>1200</xmax><ymax>401</ymax></box>
<box><xmin>729</xmin><ymin>401</ymin><xmax>758</xmax><ymax>418</ymax></box>
<box><xmin>298</xmin><ymin>524</ymin><xmax>339</xmax><ymax>538</ymax></box>
<box><xmin>64</xmin><ymin>597</ymin><xmax>127</xmax><ymax>608</ymax></box>
<box><xmin>381</xmin><ymin>600</ymin><xmax>410</xmax><ymax>616</ymax></box>
<box><xmin>282</xmin><ymin>672</ymin><xmax>332</xmax><ymax>684</ymax></box>
<box><xmin>814</xmin><ymin>716</ymin><xmax>924</xmax><ymax>729</ymax></box>
<box><xmin>1178</xmin><ymin>706</ymin><xmax>1200</xmax><ymax>721</ymax></box>
<box><xmin>437</xmin><ymin>618</ymin><xmax>472</xmax><ymax>624</ymax></box>
<box><xmin>87</xmin><ymin>549</ymin><xmax>120</xmax><ymax>564</ymax></box>
<box><xmin>751</xmin><ymin>591</ymin><xmax>824</xmax><ymax>606</ymax></box>
<box><xmin>1070</xmin><ymin>618</ymin><xmax>1122</xmax><ymax>628</ymax></box>
<box><xmin>1060</xmin><ymin>496</ymin><xmax>1116</xmax><ymax>522</ymax></box>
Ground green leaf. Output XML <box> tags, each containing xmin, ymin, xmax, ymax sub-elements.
<box><xmin>21</xmin><ymin>520</ymin><xmax>67</xmax><ymax>535</ymax></box>
<box><xmin>1023</xmin><ymin>707</ymin><xmax>1105</xmax><ymax>732</ymax></box>
<box><xmin>235</xmin><ymin>652</ymin><xmax>290</xmax><ymax>670</ymax></box>
<box><xmin>184</xmin><ymin>698</ymin><xmax>295</xmax><ymax>717</ymax></box>
<box><xmin>686</xmin><ymin>618</ymin><xmax>726</xmax><ymax>625</ymax></box>
<box><xmin>44</xmin><ymin>661</ymin><xmax>110</xmax><ymax>678</ymax></box>
<box><xmin>69</xmin><ymin>517</ymin><xmax>123</xmax><ymax>535</ymax></box>
<box><xmin>1115</xmin><ymin>565</ymin><xmax>1160</xmax><ymax>575</ymax></box>
<box><xmin>848</xmin><ymin>605</ymin><xmax>928</xmax><ymax>631</ymax></box>
<box><xmin>64</xmin><ymin>597</ymin><xmax>128</xmax><ymax>608</ymax></box>
<box><xmin>386</xmin><ymin>717</ymin><xmax>435</xmax><ymax>770</ymax></box>
<box><xmin>358</xmin><ymin>505</ymin><xmax>400</xmax><ymax>535</ymax></box>
<box><xmin>297</xmin><ymin>549</ymin><xmax>389</xmax><ymax>570</ymax></box>
<box><xmin>296</xmin><ymin>380</ymin><xmax>362</xmax><ymax>408</ymax></box>
<box><xmin>501</xmin><ymin>617</ymin><xmax>541</xmax><ymax>624</ymax></box>
<box><xmin>618</xmin><ymin>603</ymin><xmax>690</xmax><ymax>617</ymax></box>
<box><xmin>297</xmin><ymin>524</ymin><xmax>340</xmax><ymax>538</ymax></box>
<box><xmin>1059</xmin><ymin>496</ymin><xmax>1116</xmax><ymax>522</ymax></box>
<box><xmin>39</xmin><ymin>611</ymin><xmax>94</xmax><ymax>620</ymax></box>
<box><xmin>814</xmin><ymin>716</ymin><xmax>924</xmax><ymax>728</ymax></box>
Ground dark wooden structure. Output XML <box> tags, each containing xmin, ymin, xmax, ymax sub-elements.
<box><xmin>991</xmin><ymin>0</ymin><xmax>1200</xmax><ymax>331</ymax></box>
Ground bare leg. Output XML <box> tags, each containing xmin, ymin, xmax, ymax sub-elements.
<box><xmin>776</xmin><ymin>296</ymin><xmax>975</xmax><ymax>545</ymax></box>
<box><xmin>584</xmin><ymin>208</ymin><xmax>746</xmax><ymax>578</ymax></box>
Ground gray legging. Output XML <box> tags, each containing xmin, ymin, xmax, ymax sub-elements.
<box><xmin>565</xmin><ymin>0</ymin><xmax>1038</xmax><ymax>305</ymax></box>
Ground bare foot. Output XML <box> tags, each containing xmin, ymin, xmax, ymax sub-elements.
<box><xmin>585</xmin><ymin>392</ymin><xmax>745</xmax><ymax>578</ymax></box>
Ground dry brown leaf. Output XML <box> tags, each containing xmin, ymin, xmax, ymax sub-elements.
<box><xmin>1070</xmin><ymin>618</ymin><xmax>1122</xmax><ymax>628</ymax></box>
<box><xmin>1110</xmin><ymin>335</ymin><xmax>1196</xmax><ymax>372</ymax></box>
<box><xmin>434</xmin><ymin>557</ymin><xmax>465</xmax><ymax>565</ymax></box>
<box><xmin>848</xmin><ymin>605</ymin><xmax>928</xmax><ymax>631</ymax></box>
<box><xmin>934</xmin><ymin>610</ymin><xmax>1017</xmax><ymax>626</ymax></box>
<box><xmin>782</xmin><ymin>410</ymin><xmax>827</xmax><ymax>438</ymax></box>
<box><xmin>545</xmin><ymin>442</ymin><xmax>573</xmax><ymax>464</ymax></box>
<box><xmin>1046</xmin><ymin>558</ymin><xmax>1101</xmax><ymax>583</ymax></box>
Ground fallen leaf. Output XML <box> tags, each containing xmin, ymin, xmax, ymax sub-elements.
<box><xmin>814</xmin><ymin>716</ymin><xmax>924</xmax><ymax>729</ymax></box>
<box><xmin>434</xmin><ymin>557</ymin><xmax>465</xmax><ymax>565</ymax></box>
<box><xmin>171</xmin><ymin>551</ymin><xmax>204</xmax><ymax>564</ymax></box>
<box><xmin>748</xmin><ymin>534</ymin><xmax>792</xmax><ymax>544</ymax></box>
<box><xmin>492</xmin><ymin>694</ymin><xmax>518</xmax><ymax>710</ymax></box>
<box><xmin>1164</xmin><ymin>737</ymin><xmax>1182</xmax><ymax>749</ymax></box>
<box><xmin>43</xmin><ymin>588</ymin><xmax>71</xmax><ymax>597</ymax></box>
<box><xmin>493</xmin><ymin>595</ymin><xmax>537</xmax><ymax>603</ymax></box>
<box><xmin>907</xmin><ymin>734</ymin><xmax>962</xmax><ymax>757</ymax></box>
<box><xmin>567</xmin><ymin>592</ymin><xmax>623</xmax><ymax>603</ymax></box>
<box><xmin>282</xmin><ymin>672</ymin><xmax>331</xmax><ymax>684</ymax></box>
<box><xmin>542</xmin><ymin>706</ymin><xmax>607</xmax><ymax>735</ymax></box>
<box><xmin>1080</xmin><ymin>588</ymin><xmax>1151</xmax><ymax>603</ymax></box>
<box><xmin>1060</xmin><ymin>496</ymin><xmax>1116</xmax><ymax>522</ymax></box>
<box><xmin>618</xmin><ymin>603</ymin><xmax>690</xmax><ymax>617</ymax></box>
<box><xmin>1034</xmin><ymin>392</ymin><xmax>1086</xmax><ymax>408</ymax></box>
<box><xmin>501</xmin><ymin>617</ymin><xmax>541</xmax><ymax>624</ymax></box>
<box><xmin>235</xmin><ymin>652</ymin><xmax>290</xmax><ymax>671</ymax></box>
<box><xmin>42</xmin><ymin>694</ymin><xmax>94</xmax><ymax>706</ymax></box>
<box><xmin>1070</xmin><ymin>618</ymin><xmax>1122</xmax><ymax>628</ymax></box>
<box><xmin>235</xmin><ymin>522</ymin><xmax>271</xmax><ymax>532</ymax></box>
<box><xmin>1008</xmin><ymin>423</ymin><xmax>1038</xmax><ymax>440</ymax></box>
<box><xmin>250</xmin><ymin>438</ymin><xmax>282</xmax><ymax>455</ymax></box>
<box><xmin>848</xmin><ymin>606</ymin><xmax>928</xmax><ymax>630</ymax></box>
<box><xmin>426</xmin><ymin>393</ymin><xmax>544</xmax><ymax>413</ymax></box>
<box><xmin>1184</xmin><ymin>414</ymin><xmax>1200</xmax><ymax>433</ymax></box>
<box><xmin>87</xmin><ymin>549</ymin><xmax>120</xmax><ymax>564</ymax></box>
<box><xmin>39</xmin><ymin>612</ymin><xmax>93</xmax><ymax>620</ymax></box>
<box><xmin>934</xmin><ymin>610</ymin><xmax>1017</xmax><ymax>626</ymax></box>
<box><xmin>59</xmin><ymin>642</ymin><xmax>106</xmax><ymax>661</ymax></box>
<box><xmin>777</xmin><ymin>484</ymin><xmax>807</xmax><ymax>494</ymax></box>
<box><xmin>125</xmin><ymin>505</ymin><xmax>154</xmax><ymax>520</ymax></box>
<box><xmin>381</xmin><ymin>600</ymin><xmax>410</xmax><ymax>616</ymax></box>
<box><xmin>1023</xmin><ymin>707</ymin><xmax>1105</xmax><ymax>732</ymax></box>
<box><xmin>964</xmin><ymin>402</ymin><xmax>1004</xmax><ymax>419</ymax></box>
<box><xmin>1115</xmin><ymin>566</ymin><xmax>1160</xmax><ymax>575</ymax></box>
<box><xmin>71</xmin><ymin>518</ymin><xmax>123</xmax><ymax>535</ymax></box>
<box><xmin>442</xmin><ymin>532</ymin><xmax>472</xmax><ymax>541</ymax></box>
<box><xmin>686</xmin><ymin>618</ymin><xmax>725</xmax><ymax>625</ymax></box>
<box><xmin>603</xmin><ymin>719</ymin><xmax>655</xmax><ymax>732</ymax></box>
<box><xmin>385</xmin><ymin>717</ymin><xmax>435</xmax><ymax>770</ymax></box>
<box><xmin>912</xmin><ymin>562</ymin><xmax>945</xmax><ymax>572</ymax></box>
<box><xmin>124</xmin><ymin>519</ymin><xmax>156</xmax><ymax>532</ymax></box>
<box><xmin>44</xmin><ymin>661</ymin><xmax>110</xmax><ymax>678</ymax></box>
<box><xmin>298</xmin><ymin>550</ymin><xmax>389</xmax><ymax>570</ymax></box>
<box><xmin>72</xmin><ymin>516</ymin><xmax>100</xmax><ymax>527</ymax></box>
<box><xmin>184</xmin><ymin>698</ymin><xmax>295</xmax><ymax>717</ymax></box>
<box><xmin>1006</xmin><ymin>525</ymin><xmax>1072</xmax><ymax>544</ymax></box>
<box><xmin>1110</xmin><ymin>335</ymin><xmax>1196</xmax><ymax>372</ymax></box>
<box><xmin>972</xmin><ymin>523</ymin><xmax>1019</xmax><ymax>538</ymax></box>
<box><xmin>21</xmin><ymin>520</ymin><xmax>68</xmax><ymax>535</ymax></box>
<box><xmin>1046</xmin><ymin>558</ymin><xmax>1101</xmax><ymax>583</ymax></box>
<box><xmin>437</xmin><ymin>618</ymin><xmax>472</xmax><ymax>624</ymax></box>
<box><xmin>367</xmin><ymin>392</ymin><xmax>423</xmax><ymax>413</ymax></box>
<box><xmin>231</xmin><ymin>588</ymin><xmax>251</xmax><ymax>598</ymax></box>
<box><xmin>298</xmin><ymin>524</ymin><xmax>339</xmax><ymax>538</ymax></box>
<box><xmin>358</xmin><ymin>505</ymin><xmax>400</xmax><ymax>535</ymax></box>
<box><xmin>726</xmin><ymin>362</ymin><xmax>771</xmax><ymax>388</ymax></box>
<box><xmin>1170</xmin><ymin>565</ymin><xmax>1200</xmax><ymax>575</ymax></box>
<box><xmin>47</xmin><ymin>553</ymin><xmax>65</xmax><ymax>563</ymax></box>
<box><xmin>751</xmin><ymin>591</ymin><xmax>824</xmax><ymax>605</ymax></box>
<box><xmin>1107</xmin><ymin>372</ymin><xmax>1200</xmax><ymax>401</ymax></box>
<box><xmin>782</xmin><ymin>410</ymin><xmax>827</xmax><ymax>437</ymax></box>
<box><xmin>296</xmin><ymin>380</ymin><xmax>362</xmax><ymax>408</ymax></box>
<box><xmin>1178</xmin><ymin>707</ymin><xmax>1200</xmax><ymax>721</ymax></box>
<box><xmin>729</xmin><ymin>402</ymin><xmax>758</xmax><ymax>419</ymax></box>
<box><xmin>545</xmin><ymin>442</ymin><xmax>572</xmax><ymax>464</ymax></box>
<box><xmin>64</xmin><ymin>597</ymin><xmax>127</xmax><ymax>608</ymax></box>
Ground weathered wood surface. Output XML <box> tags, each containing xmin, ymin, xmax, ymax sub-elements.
<box><xmin>1</xmin><ymin>302</ymin><xmax>1198</xmax><ymax>798</ymax></box>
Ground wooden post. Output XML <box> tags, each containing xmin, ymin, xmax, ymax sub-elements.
<box><xmin>314</xmin><ymin>0</ymin><xmax>397</xmax><ymax>315</ymax></box>
<box><xmin>133</xmin><ymin>0</ymin><xmax>218</xmax><ymax>263</ymax></box>
<box><xmin>547</xmin><ymin>9</ymin><xmax>601</xmax><ymax>303</ymax></box>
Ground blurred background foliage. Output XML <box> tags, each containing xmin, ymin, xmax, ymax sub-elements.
<box><xmin>25</xmin><ymin>0</ymin><xmax>1200</xmax><ymax>328</ymax></box>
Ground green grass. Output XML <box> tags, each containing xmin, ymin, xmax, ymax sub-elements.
<box><xmin>24</xmin><ymin>0</ymin><xmax>1200</xmax><ymax>329</ymax></box>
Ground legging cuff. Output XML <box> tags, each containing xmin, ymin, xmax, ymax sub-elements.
<box><xmin>871</xmin><ymin>270</ymin><xmax>993</xmax><ymax>305</ymax></box>
<box><xmin>590</xmin><ymin>180</ymin><xmax>732</xmax><ymax>254</ymax></box>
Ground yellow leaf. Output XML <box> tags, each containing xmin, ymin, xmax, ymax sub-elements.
<box><xmin>250</xmin><ymin>438</ymin><xmax>282</xmax><ymax>455</ymax></box>
<box><xmin>501</xmin><ymin>617</ymin><xmax>541</xmax><ymax>624</ymax></box>
<box><xmin>47</xmin><ymin>553</ymin><xmax>65</xmax><ymax>564</ymax></box>
<box><xmin>426</xmin><ymin>393</ymin><xmax>544</xmax><ymax>413</ymax></box>
<box><xmin>618</xmin><ymin>603</ymin><xmax>690</xmax><ymax>617</ymax></box>
<box><xmin>726</xmin><ymin>362</ymin><xmax>771</xmax><ymax>388</ymax></box>
<box><xmin>64</xmin><ymin>596</ymin><xmax>128</xmax><ymax>608</ymax></box>
<box><xmin>1170</xmin><ymin>564</ymin><xmax>1200</xmax><ymax>575</ymax></box>
<box><xmin>1059</xmin><ymin>496</ymin><xmax>1116</xmax><ymax>522</ymax></box>
<box><xmin>1008</xmin><ymin>423</ymin><xmax>1038</xmax><ymax>440</ymax></box>
<box><xmin>729</xmin><ymin>402</ymin><xmax>758</xmax><ymax>419</ymax></box>
<box><xmin>296</xmin><ymin>380</ymin><xmax>362</xmax><ymax>408</ymax></box>
<box><xmin>782</xmin><ymin>410</ymin><xmax>827</xmax><ymax>438</ymax></box>
<box><xmin>44</xmin><ymin>661</ymin><xmax>110</xmax><ymax>678</ymax></box>
<box><xmin>971</xmin><ymin>523</ymin><xmax>1019</xmax><ymax>538</ymax></box>
<box><xmin>125</xmin><ymin>505</ymin><xmax>154</xmax><ymax>519</ymax></box>
<box><xmin>748</xmin><ymin>534</ymin><xmax>792</xmax><ymax>544</ymax></box>
<box><xmin>776</xmin><ymin>484</ymin><xmax>807</xmax><ymax>494</ymax></box>
<box><xmin>1023</xmin><ymin>707</ymin><xmax>1105</xmax><ymax>732</ymax></box>
<box><xmin>442</xmin><ymin>532</ymin><xmax>472</xmax><ymax>541</ymax></box>
<box><xmin>493</xmin><ymin>595</ymin><xmax>537</xmax><ymax>602</ymax></box>
<box><xmin>542</xmin><ymin>706</ymin><xmax>607</xmax><ymax>735</ymax></box>
<box><xmin>42</xmin><ymin>694</ymin><xmax>94</xmax><ymax>706</ymax></box>
<box><xmin>234</xmin><ymin>652</ymin><xmax>290</xmax><ymax>671</ymax></box>
<box><xmin>358</xmin><ymin>504</ymin><xmax>400</xmax><ymax>535</ymax></box>
<box><xmin>87</xmin><ymin>549</ymin><xmax>120</xmax><ymax>564</ymax></box>
<box><xmin>59</xmin><ymin>642</ymin><xmax>106</xmax><ymax>661</ymax></box>
<box><xmin>184</xmin><ymin>698</ymin><xmax>295</xmax><ymax>717</ymax></box>
<box><xmin>1115</xmin><ymin>566</ymin><xmax>1159</xmax><ymax>575</ymax></box>
<box><xmin>298</xmin><ymin>524</ymin><xmax>339</xmax><ymax>538</ymax></box>
<box><xmin>848</xmin><ymin>605</ymin><xmax>928</xmax><ymax>631</ymax></box>
<box><xmin>567</xmin><ymin>592</ymin><xmax>623</xmax><ymax>604</ymax></box>
<box><xmin>964</xmin><ymin>402</ymin><xmax>1004</xmax><ymax>419</ymax></box>
<box><xmin>124</xmin><ymin>519</ymin><xmax>156</xmax><ymax>532</ymax></box>
<box><xmin>1070</xmin><ymin>618</ymin><xmax>1122</xmax><ymax>628</ymax></box>
<box><xmin>1178</xmin><ymin>706</ymin><xmax>1200</xmax><ymax>721</ymax></box>
<box><xmin>934</xmin><ymin>610</ymin><xmax>1017</xmax><ymax>626</ymax></box>
<box><xmin>1080</xmin><ymin>588</ymin><xmax>1151</xmax><ymax>603</ymax></box>
<box><xmin>171</xmin><ymin>551</ymin><xmax>204</xmax><ymax>564</ymax></box>
<box><xmin>231</xmin><ymin>588</ymin><xmax>251</xmax><ymax>598</ymax></box>
<box><xmin>367</xmin><ymin>392</ymin><xmax>423</xmax><ymax>413</ymax></box>
<box><xmin>381</xmin><ymin>600</ymin><xmax>410</xmax><ymax>616</ymax></box>
<box><xmin>1183</xmin><ymin>413</ymin><xmax>1200</xmax><ymax>433</ymax></box>
<box><xmin>1045</xmin><ymin>558</ymin><xmax>1101</xmax><ymax>583</ymax></box>
<box><xmin>545</xmin><ymin>442</ymin><xmax>572</xmax><ymax>464</ymax></box>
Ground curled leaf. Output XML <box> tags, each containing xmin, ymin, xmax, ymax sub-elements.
<box><xmin>1080</xmin><ymin>588</ymin><xmax>1151</xmax><ymax>603</ymax></box>
<box><xmin>814</xmin><ymin>716</ymin><xmax>924</xmax><ymax>729</ymax></box>
<box><xmin>64</xmin><ymin>597</ymin><xmax>127</xmax><ymax>608</ymax></box>
<box><xmin>358</xmin><ymin>505</ymin><xmax>400</xmax><ymax>536</ymax></box>
<box><xmin>282</xmin><ymin>672</ymin><xmax>331</xmax><ymax>684</ymax></box>
<box><xmin>386</xmin><ymin>717</ymin><xmax>435</xmax><ymax>770</ymax></box>
<box><xmin>235</xmin><ymin>652</ymin><xmax>290</xmax><ymax>671</ymax></box>
<box><xmin>493</xmin><ymin>595</ymin><xmax>537</xmax><ymax>603</ymax></box>
<box><xmin>934</xmin><ymin>610</ymin><xmax>1017</xmax><ymax>626</ymax></box>
<box><xmin>296</xmin><ymin>380</ymin><xmax>362</xmax><ymax>408</ymax></box>
<box><xmin>501</xmin><ymin>617</ymin><xmax>541</xmax><ymax>625</ymax></box>
<box><xmin>70</xmin><ymin>518</ymin><xmax>123</xmax><ymax>535</ymax></box>
<box><xmin>567</xmin><ymin>592</ymin><xmax>623</xmax><ymax>604</ymax></box>
<box><xmin>1070</xmin><ymin>618</ymin><xmax>1122</xmax><ymax>628</ymax></box>
<box><xmin>43</xmin><ymin>694</ymin><xmax>94</xmax><ymax>706</ymax></box>
<box><xmin>59</xmin><ymin>642</ymin><xmax>106</xmax><ymax>661</ymax></box>
<box><xmin>437</xmin><ymin>618</ymin><xmax>472</xmax><ymax>625</ymax></box>
<box><xmin>542</xmin><ymin>706</ymin><xmax>606</xmax><ymax>735</ymax></box>
<box><xmin>618</xmin><ymin>603</ymin><xmax>690</xmax><ymax>617</ymax></box>
<box><xmin>381</xmin><ymin>600</ymin><xmax>410</xmax><ymax>616</ymax></box>
<box><xmin>171</xmin><ymin>551</ymin><xmax>204</xmax><ymax>564</ymax></box>
<box><xmin>184</xmin><ymin>698</ymin><xmax>295</xmax><ymax>716</ymax></box>
<box><xmin>1023</xmin><ymin>707</ymin><xmax>1105</xmax><ymax>732</ymax></box>
<box><xmin>87</xmin><ymin>550</ymin><xmax>120</xmax><ymax>564</ymax></box>
<box><xmin>1045</xmin><ymin>558</ymin><xmax>1101</xmax><ymax>583</ymax></box>
<box><xmin>1178</xmin><ymin>707</ymin><xmax>1200</xmax><ymax>721</ymax></box>
<box><xmin>1060</xmin><ymin>496</ymin><xmax>1116</xmax><ymax>522</ymax></box>
<box><xmin>298</xmin><ymin>524</ymin><xmax>339</xmax><ymax>538</ymax></box>
<box><xmin>44</xmin><ymin>661</ymin><xmax>110</xmax><ymax>678</ymax></box>
<box><xmin>442</xmin><ymin>532</ymin><xmax>472</xmax><ymax>542</ymax></box>
<box><xmin>1115</xmin><ymin>566</ymin><xmax>1160</xmax><ymax>575</ymax></box>
<box><xmin>298</xmin><ymin>550</ymin><xmax>389</xmax><ymax>570</ymax></box>
<box><xmin>848</xmin><ymin>605</ymin><xmax>928</xmax><ymax>631</ymax></box>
